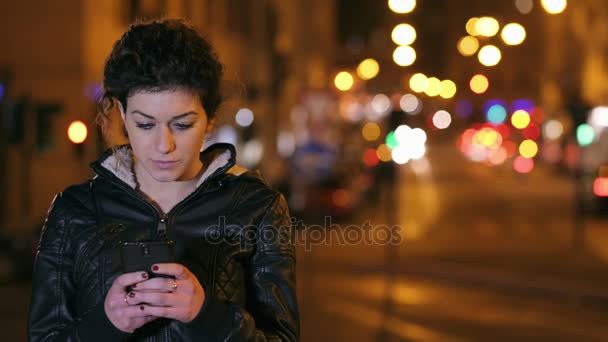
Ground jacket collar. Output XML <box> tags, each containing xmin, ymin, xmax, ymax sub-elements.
<box><xmin>90</xmin><ymin>143</ymin><xmax>238</xmax><ymax>190</ymax></box>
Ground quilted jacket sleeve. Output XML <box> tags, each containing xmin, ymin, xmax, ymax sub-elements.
<box><xmin>177</xmin><ymin>193</ymin><xmax>300</xmax><ymax>341</ymax></box>
<box><xmin>27</xmin><ymin>192</ymin><xmax>128</xmax><ymax>342</ymax></box>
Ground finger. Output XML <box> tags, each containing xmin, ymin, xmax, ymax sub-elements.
<box><xmin>110</xmin><ymin>272</ymin><xmax>150</xmax><ymax>293</ymax></box>
<box><xmin>139</xmin><ymin>305</ymin><xmax>184</xmax><ymax>321</ymax></box>
<box><xmin>132</xmin><ymin>278</ymin><xmax>175</xmax><ymax>292</ymax></box>
<box><xmin>151</xmin><ymin>263</ymin><xmax>190</xmax><ymax>280</ymax></box>
<box><xmin>128</xmin><ymin>291</ymin><xmax>186</xmax><ymax>307</ymax></box>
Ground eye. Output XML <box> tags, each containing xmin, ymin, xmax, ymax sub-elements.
<box><xmin>174</xmin><ymin>122</ymin><xmax>194</xmax><ymax>130</ymax></box>
<box><xmin>135</xmin><ymin>122</ymin><xmax>155</xmax><ymax>130</ymax></box>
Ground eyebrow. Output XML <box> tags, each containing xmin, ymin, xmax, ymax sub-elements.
<box><xmin>132</xmin><ymin>110</ymin><xmax>198</xmax><ymax>121</ymax></box>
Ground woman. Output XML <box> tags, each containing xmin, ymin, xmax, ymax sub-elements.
<box><xmin>28</xmin><ymin>19</ymin><xmax>299</xmax><ymax>341</ymax></box>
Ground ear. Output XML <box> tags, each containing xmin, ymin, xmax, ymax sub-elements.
<box><xmin>206</xmin><ymin>117</ymin><xmax>217</xmax><ymax>134</ymax></box>
<box><xmin>117</xmin><ymin>100</ymin><xmax>126</xmax><ymax>123</ymax></box>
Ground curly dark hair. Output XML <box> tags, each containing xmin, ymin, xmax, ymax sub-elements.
<box><xmin>98</xmin><ymin>19</ymin><xmax>224</xmax><ymax>146</ymax></box>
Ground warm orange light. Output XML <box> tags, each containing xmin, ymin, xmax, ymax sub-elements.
<box><xmin>593</xmin><ymin>177</ymin><xmax>608</xmax><ymax>197</ymax></box>
<box><xmin>68</xmin><ymin>120</ymin><xmax>88</xmax><ymax>144</ymax></box>
<box><xmin>470</xmin><ymin>74</ymin><xmax>489</xmax><ymax>94</ymax></box>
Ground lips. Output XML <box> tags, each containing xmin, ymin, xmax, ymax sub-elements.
<box><xmin>152</xmin><ymin>160</ymin><xmax>179</xmax><ymax>169</ymax></box>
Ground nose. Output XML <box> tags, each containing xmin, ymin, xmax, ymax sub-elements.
<box><xmin>156</xmin><ymin>125</ymin><xmax>176</xmax><ymax>154</ymax></box>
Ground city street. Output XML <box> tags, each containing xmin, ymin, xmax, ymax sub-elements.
<box><xmin>296</xmin><ymin>141</ymin><xmax>608</xmax><ymax>341</ymax></box>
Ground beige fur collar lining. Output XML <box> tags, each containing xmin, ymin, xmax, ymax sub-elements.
<box><xmin>100</xmin><ymin>146</ymin><xmax>239</xmax><ymax>190</ymax></box>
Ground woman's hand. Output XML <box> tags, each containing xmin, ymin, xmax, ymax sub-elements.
<box><xmin>126</xmin><ymin>263</ymin><xmax>206</xmax><ymax>323</ymax></box>
<box><xmin>104</xmin><ymin>271</ymin><xmax>157</xmax><ymax>332</ymax></box>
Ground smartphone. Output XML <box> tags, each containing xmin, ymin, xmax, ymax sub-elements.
<box><xmin>121</xmin><ymin>240</ymin><xmax>175</xmax><ymax>278</ymax></box>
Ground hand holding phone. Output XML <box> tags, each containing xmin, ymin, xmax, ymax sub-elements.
<box><xmin>121</xmin><ymin>240</ymin><xmax>175</xmax><ymax>278</ymax></box>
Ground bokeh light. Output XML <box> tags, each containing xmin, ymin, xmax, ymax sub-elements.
<box><xmin>67</xmin><ymin>120</ymin><xmax>88</xmax><ymax>144</ymax></box>
<box><xmin>466</xmin><ymin>17</ymin><xmax>479</xmax><ymax>36</ymax></box>
<box><xmin>501</xmin><ymin>23</ymin><xmax>526</xmax><ymax>45</ymax></box>
<box><xmin>488</xmin><ymin>147</ymin><xmax>508</xmax><ymax>166</ymax></box>
<box><xmin>357</xmin><ymin>58</ymin><xmax>380</xmax><ymax>80</ymax></box>
<box><xmin>386</xmin><ymin>131</ymin><xmax>399</xmax><ymax>149</ymax></box>
<box><xmin>439</xmin><ymin>80</ymin><xmax>457</xmax><ymax>99</ymax></box>
<box><xmin>543</xmin><ymin>119</ymin><xmax>564</xmax><ymax>140</ymax></box>
<box><xmin>456</xmin><ymin>99</ymin><xmax>474</xmax><ymax>117</ymax></box>
<box><xmin>541</xmin><ymin>0</ymin><xmax>567</xmax><ymax>14</ymax></box>
<box><xmin>475</xmin><ymin>17</ymin><xmax>500</xmax><ymax>37</ymax></box>
<box><xmin>522</xmin><ymin>123</ymin><xmax>541</xmax><ymax>140</ymax></box>
<box><xmin>334</xmin><ymin>71</ymin><xmax>354</xmax><ymax>91</ymax></box>
<box><xmin>515</xmin><ymin>0</ymin><xmax>534</xmax><ymax>14</ymax></box>
<box><xmin>391</xmin><ymin>24</ymin><xmax>417</xmax><ymax>45</ymax></box>
<box><xmin>470</xmin><ymin>74</ymin><xmax>489</xmax><ymax>94</ymax></box>
<box><xmin>235</xmin><ymin>108</ymin><xmax>254</xmax><ymax>127</ymax></box>
<box><xmin>391</xmin><ymin>146</ymin><xmax>411</xmax><ymax>164</ymax></box>
<box><xmin>409</xmin><ymin>73</ymin><xmax>428</xmax><ymax>93</ymax></box>
<box><xmin>424</xmin><ymin>77</ymin><xmax>442</xmax><ymax>97</ymax></box>
<box><xmin>513</xmin><ymin>156</ymin><xmax>534</xmax><ymax>173</ymax></box>
<box><xmin>362</xmin><ymin>122</ymin><xmax>381</xmax><ymax>141</ymax></box>
<box><xmin>400</xmin><ymin>94</ymin><xmax>422</xmax><ymax>114</ymax></box>
<box><xmin>487</xmin><ymin>104</ymin><xmax>507</xmax><ymax>124</ymax></box>
<box><xmin>376</xmin><ymin>144</ymin><xmax>393</xmax><ymax>162</ymax></box>
<box><xmin>519</xmin><ymin>139</ymin><xmax>539</xmax><ymax>158</ymax></box>
<box><xmin>363</xmin><ymin>148</ymin><xmax>380</xmax><ymax>167</ymax></box>
<box><xmin>393</xmin><ymin>45</ymin><xmax>417</xmax><ymax>66</ymax></box>
<box><xmin>511</xmin><ymin>109</ymin><xmax>531</xmax><ymax>129</ymax></box>
<box><xmin>277</xmin><ymin>131</ymin><xmax>296</xmax><ymax>158</ymax></box>
<box><xmin>370</xmin><ymin>94</ymin><xmax>392</xmax><ymax>117</ymax></box>
<box><xmin>457</xmin><ymin>36</ymin><xmax>480</xmax><ymax>56</ymax></box>
<box><xmin>478</xmin><ymin>45</ymin><xmax>502</xmax><ymax>66</ymax></box>
<box><xmin>576</xmin><ymin>124</ymin><xmax>595</xmax><ymax>146</ymax></box>
<box><xmin>388</xmin><ymin>0</ymin><xmax>416</xmax><ymax>14</ymax></box>
<box><xmin>432</xmin><ymin>110</ymin><xmax>452</xmax><ymax>129</ymax></box>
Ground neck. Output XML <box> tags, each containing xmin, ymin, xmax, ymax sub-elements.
<box><xmin>133</xmin><ymin>160</ymin><xmax>204</xmax><ymax>213</ymax></box>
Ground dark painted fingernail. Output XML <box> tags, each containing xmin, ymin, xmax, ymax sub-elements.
<box><xmin>131</xmin><ymin>283</ymin><xmax>137</xmax><ymax>288</ymax></box>
<box><xmin>128</xmin><ymin>292</ymin><xmax>135</xmax><ymax>298</ymax></box>
<box><xmin>152</xmin><ymin>265</ymin><xmax>159</xmax><ymax>271</ymax></box>
<box><xmin>141</xmin><ymin>272</ymin><xmax>148</xmax><ymax>279</ymax></box>
<box><xmin>140</xmin><ymin>305</ymin><xmax>145</xmax><ymax>310</ymax></box>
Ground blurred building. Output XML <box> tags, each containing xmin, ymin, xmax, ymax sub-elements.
<box><xmin>0</xmin><ymin>0</ymin><xmax>335</xmax><ymax>233</ymax></box>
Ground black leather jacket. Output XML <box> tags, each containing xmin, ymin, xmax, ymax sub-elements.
<box><xmin>28</xmin><ymin>143</ymin><xmax>299</xmax><ymax>341</ymax></box>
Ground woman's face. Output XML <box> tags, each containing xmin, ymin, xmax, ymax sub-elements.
<box><xmin>121</xmin><ymin>88</ymin><xmax>209</xmax><ymax>183</ymax></box>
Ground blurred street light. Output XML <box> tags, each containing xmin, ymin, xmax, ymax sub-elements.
<box><xmin>67</xmin><ymin>120</ymin><xmax>87</xmax><ymax>144</ymax></box>
<box><xmin>519</xmin><ymin>139</ymin><xmax>539</xmax><ymax>158</ymax></box>
<box><xmin>376</xmin><ymin>144</ymin><xmax>392</xmax><ymax>162</ymax></box>
<box><xmin>457</xmin><ymin>36</ymin><xmax>479</xmax><ymax>56</ymax></box>
<box><xmin>475</xmin><ymin>17</ymin><xmax>500</xmax><ymax>37</ymax></box>
<box><xmin>515</xmin><ymin>0</ymin><xmax>534</xmax><ymax>14</ymax></box>
<box><xmin>470</xmin><ymin>74</ymin><xmax>489</xmax><ymax>94</ymax></box>
<box><xmin>432</xmin><ymin>110</ymin><xmax>452</xmax><ymax>129</ymax></box>
<box><xmin>501</xmin><ymin>23</ymin><xmax>526</xmax><ymax>45</ymax></box>
<box><xmin>391</xmin><ymin>24</ymin><xmax>417</xmax><ymax>45</ymax></box>
<box><xmin>393</xmin><ymin>45</ymin><xmax>416</xmax><ymax>66</ymax></box>
<box><xmin>511</xmin><ymin>109</ymin><xmax>531</xmax><ymax>129</ymax></box>
<box><xmin>541</xmin><ymin>0</ymin><xmax>567</xmax><ymax>14</ymax></box>
<box><xmin>439</xmin><ymin>80</ymin><xmax>457</xmax><ymax>99</ymax></box>
<box><xmin>400</xmin><ymin>94</ymin><xmax>422</xmax><ymax>114</ymax></box>
<box><xmin>466</xmin><ymin>17</ymin><xmax>479</xmax><ymax>36</ymax></box>
<box><xmin>409</xmin><ymin>73</ymin><xmax>428</xmax><ymax>93</ymax></box>
<box><xmin>576</xmin><ymin>124</ymin><xmax>595</xmax><ymax>146</ymax></box>
<box><xmin>334</xmin><ymin>71</ymin><xmax>354</xmax><ymax>91</ymax></box>
<box><xmin>424</xmin><ymin>77</ymin><xmax>441</xmax><ymax>97</ymax></box>
<box><xmin>478</xmin><ymin>45</ymin><xmax>502</xmax><ymax>66</ymax></box>
<box><xmin>543</xmin><ymin>119</ymin><xmax>564</xmax><ymax>140</ymax></box>
<box><xmin>388</xmin><ymin>0</ymin><xmax>416</xmax><ymax>14</ymax></box>
<box><xmin>362</xmin><ymin>122</ymin><xmax>381</xmax><ymax>141</ymax></box>
<box><xmin>235</xmin><ymin>108</ymin><xmax>254</xmax><ymax>127</ymax></box>
<box><xmin>357</xmin><ymin>58</ymin><xmax>380</xmax><ymax>80</ymax></box>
